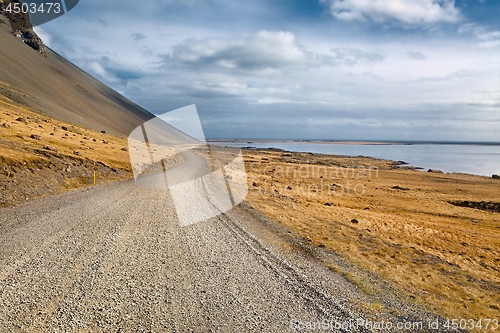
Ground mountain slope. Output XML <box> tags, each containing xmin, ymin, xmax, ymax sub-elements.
<box><xmin>0</xmin><ymin>10</ymin><xmax>199</xmax><ymax>205</ymax></box>
<box><xmin>0</xmin><ymin>23</ymin><xmax>155</xmax><ymax>137</ymax></box>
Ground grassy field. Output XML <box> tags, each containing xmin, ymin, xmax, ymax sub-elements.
<box><xmin>242</xmin><ymin>149</ymin><xmax>500</xmax><ymax>325</ymax></box>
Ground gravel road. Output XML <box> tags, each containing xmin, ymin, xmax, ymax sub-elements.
<box><xmin>0</xmin><ymin>151</ymin><xmax>439</xmax><ymax>332</ymax></box>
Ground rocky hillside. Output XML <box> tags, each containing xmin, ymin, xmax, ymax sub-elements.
<box><xmin>0</xmin><ymin>4</ymin><xmax>195</xmax><ymax>206</ymax></box>
<box><xmin>0</xmin><ymin>23</ymin><xmax>155</xmax><ymax>137</ymax></box>
<box><xmin>0</xmin><ymin>0</ymin><xmax>47</xmax><ymax>56</ymax></box>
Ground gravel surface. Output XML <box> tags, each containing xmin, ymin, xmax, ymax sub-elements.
<box><xmin>0</xmin><ymin>151</ymin><xmax>461</xmax><ymax>332</ymax></box>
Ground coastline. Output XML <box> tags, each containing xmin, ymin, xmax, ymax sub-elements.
<box><xmin>209</xmin><ymin>141</ymin><xmax>500</xmax><ymax>177</ymax></box>
<box><xmin>208</xmin><ymin>139</ymin><xmax>500</xmax><ymax>146</ymax></box>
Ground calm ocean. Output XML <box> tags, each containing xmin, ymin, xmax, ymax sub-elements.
<box><xmin>211</xmin><ymin>141</ymin><xmax>500</xmax><ymax>176</ymax></box>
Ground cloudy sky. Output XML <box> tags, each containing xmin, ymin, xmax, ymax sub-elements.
<box><xmin>35</xmin><ymin>0</ymin><xmax>500</xmax><ymax>141</ymax></box>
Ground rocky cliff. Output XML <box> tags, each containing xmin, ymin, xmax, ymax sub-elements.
<box><xmin>0</xmin><ymin>0</ymin><xmax>47</xmax><ymax>56</ymax></box>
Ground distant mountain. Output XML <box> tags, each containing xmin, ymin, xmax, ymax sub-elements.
<box><xmin>0</xmin><ymin>2</ymin><xmax>160</xmax><ymax>138</ymax></box>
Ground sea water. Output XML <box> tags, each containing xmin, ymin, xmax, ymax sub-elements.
<box><xmin>211</xmin><ymin>141</ymin><xmax>500</xmax><ymax>176</ymax></box>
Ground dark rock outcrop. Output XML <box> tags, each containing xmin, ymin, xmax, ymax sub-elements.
<box><xmin>0</xmin><ymin>0</ymin><xmax>47</xmax><ymax>56</ymax></box>
<box><xmin>449</xmin><ymin>200</ymin><xmax>500</xmax><ymax>213</ymax></box>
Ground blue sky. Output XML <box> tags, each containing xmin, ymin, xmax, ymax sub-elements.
<box><xmin>35</xmin><ymin>0</ymin><xmax>500</xmax><ymax>141</ymax></box>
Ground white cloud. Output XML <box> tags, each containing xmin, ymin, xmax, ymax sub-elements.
<box><xmin>477</xmin><ymin>31</ymin><xmax>500</xmax><ymax>41</ymax></box>
<box><xmin>407</xmin><ymin>51</ymin><xmax>426</xmax><ymax>60</ymax></box>
<box><xmin>164</xmin><ymin>31</ymin><xmax>384</xmax><ymax>75</ymax></box>
<box><xmin>457</xmin><ymin>22</ymin><xmax>476</xmax><ymax>34</ymax></box>
<box><xmin>478</xmin><ymin>40</ymin><xmax>500</xmax><ymax>48</ymax></box>
<box><xmin>458</xmin><ymin>23</ymin><xmax>500</xmax><ymax>48</ymax></box>
<box><xmin>321</xmin><ymin>0</ymin><xmax>460</xmax><ymax>25</ymax></box>
<box><xmin>87</xmin><ymin>61</ymin><xmax>109</xmax><ymax>78</ymax></box>
<box><xmin>131</xmin><ymin>33</ymin><xmax>146</xmax><ymax>41</ymax></box>
<box><xmin>330</xmin><ymin>47</ymin><xmax>384</xmax><ymax>65</ymax></box>
<box><xmin>167</xmin><ymin>31</ymin><xmax>327</xmax><ymax>73</ymax></box>
<box><xmin>477</xmin><ymin>30</ymin><xmax>500</xmax><ymax>48</ymax></box>
<box><xmin>33</xmin><ymin>27</ymin><xmax>52</xmax><ymax>45</ymax></box>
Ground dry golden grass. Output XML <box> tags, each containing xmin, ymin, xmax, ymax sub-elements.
<box><xmin>0</xmin><ymin>93</ymin><xmax>131</xmax><ymax>170</ymax></box>
<box><xmin>243</xmin><ymin>149</ymin><xmax>500</xmax><ymax>325</ymax></box>
<box><xmin>0</xmin><ymin>93</ymin><xmax>134</xmax><ymax>205</ymax></box>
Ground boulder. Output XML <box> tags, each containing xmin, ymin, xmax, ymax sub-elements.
<box><xmin>392</xmin><ymin>185</ymin><xmax>409</xmax><ymax>190</ymax></box>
